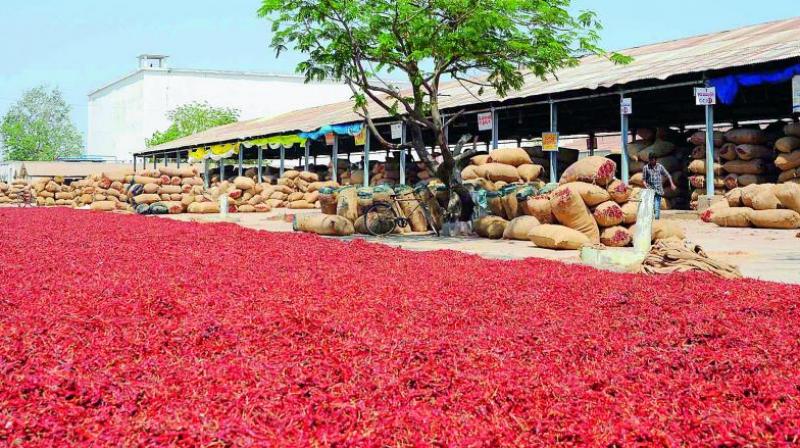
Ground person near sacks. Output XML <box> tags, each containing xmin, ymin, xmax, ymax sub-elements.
<box><xmin>642</xmin><ymin>156</ymin><xmax>676</xmax><ymax>219</ymax></box>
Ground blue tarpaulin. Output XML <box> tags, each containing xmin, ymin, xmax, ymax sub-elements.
<box><xmin>710</xmin><ymin>63</ymin><xmax>800</xmax><ymax>105</ymax></box>
<box><xmin>299</xmin><ymin>122</ymin><xmax>363</xmax><ymax>141</ymax></box>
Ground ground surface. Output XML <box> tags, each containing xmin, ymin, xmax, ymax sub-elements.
<box><xmin>1</xmin><ymin>207</ymin><xmax>799</xmax><ymax>446</ymax></box>
<box><xmin>168</xmin><ymin>209</ymin><xmax>800</xmax><ymax>284</ymax></box>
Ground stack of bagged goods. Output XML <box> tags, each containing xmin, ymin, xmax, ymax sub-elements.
<box><xmin>70</xmin><ymin>171</ymin><xmax>135</xmax><ymax>212</ymax></box>
<box><xmin>32</xmin><ymin>177</ymin><xmax>77</xmax><ymax>207</ymax></box>
<box><xmin>126</xmin><ymin>166</ymin><xmax>220</xmax><ymax>215</ymax></box>
<box><xmin>274</xmin><ymin>169</ymin><xmax>338</xmax><ymax>209</ymax></box>
<box><xmin>686</xmin><ymin>130</ymin><xmax>725</xmax><ymax>209</ymax></box>
<box><xmin>627</xmin><ymin>128</ymin><xmax>689</xmax><ymax>210</ymax></box>
<box><xmin>701</xmin><ymin>182</ymin><xmax>800</xmax><ymax>229</ymax></box>
<box><xmin>718</xmin><ymin>127</ymin><xmax>776</xmax><ymax>193</ymax></box>
<box><xmin>461</xmin><ymin>147</ymin><xmax>546</xmax><ymax>189</ymax></box>
<box><xmin>0</xmin><ymin>179</ymin><xmax>33</xmax><ymax>205</ymax></box>
<box><xmin>774</xmin><ymin>122</ymin><xmax>800</xmax><ymax>185</ymax></box>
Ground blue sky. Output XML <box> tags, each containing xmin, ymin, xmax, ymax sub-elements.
<box><xmin>0</xmin><ymin>0</ymin><xmax>796</xmax><ymax>148</ymax></box>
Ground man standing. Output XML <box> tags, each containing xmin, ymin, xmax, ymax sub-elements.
<box><xmin>642</xmin><ymin>156</ymin><xmax>676</xmax><ymax>219</ymax></box>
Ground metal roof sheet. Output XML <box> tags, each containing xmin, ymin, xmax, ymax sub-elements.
<box><xmin>146</xmin><ymin>16</ymin><xmax>800</xmax><ymax>154</ymax></box>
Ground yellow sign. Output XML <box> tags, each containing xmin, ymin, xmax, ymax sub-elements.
<box><xmin>542</xmin><ymin>132</ymin><xmax>559</xmax><ymax>152</ymax></box>
<box><xmin>354</xmin><ymin>128</ymin><xmax>366</xmax><ymax>146</ymax></box>
<box><xmin>324</xmin><ymin>133</ymin><xmax>335</xmax><ymax>146</ymax></box>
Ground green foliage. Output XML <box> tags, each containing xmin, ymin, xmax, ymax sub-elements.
<box><xmin>0</xmin><ymin>86</ymin><xmax>84</xmax><ymax>161</ymax></box>
<box><xmin>146</xmin><ymin>102</ymin><xmax>240</xmax><ymax>148</ymax></box>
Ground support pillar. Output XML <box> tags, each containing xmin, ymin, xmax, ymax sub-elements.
<box><xmin>133</xmin><ymin>156</ymin><xmax>138</xmax><ymax>173</ymax></box>
<box><xmin>164</xmin><ymin>153</ymin><xmax>168</xmax><ymax>167</ymax></box>
<box><xmin>549</xmin><ymin>102</ymin><xmax>558</xmax><ymax>183</ymax></box>
<box><xmin>152</xmin><ymin>156</ymin><xmax>156</xmax><ymax>170</ymax></box>
<box><xmin>704</xmin><ymin>100</ymin><xmax>715</xmax><ymax>198</ymax></box>
<box><xmin>400</xmin><ymin>123</ymin><xmax>407</xmax><ymax>185</ymax></box>
<box><xmin>238</xmin><ymin>145</ymin><xmax>244</xmax><ymax>176</ymax></box>
<box><xmin>279</xmin><ymin>145</ymin><xmax>285</xmax><ymax>177</ymax></box>
<box><xmin>257</xmin><ymin>146</ymin><xmax>263</xmax><ymax>182</ymax></box>
<box><xmin>204</xmin><ymin>158</ymin><xmax>210</xmax><ymax>188</ymax></box>
<box><xmin>304</xmin><ymin>140</ymin><xmax>310</xmax><ymax>172</ymax></box>
<box><xmin>620</xmin><ymin>95</ymin><xmax>630</xmax><ymax>185</ymax></box>
<box><xmin>332</xmin><ymin>136</ymin><xmax>339</xmax><ymax>183</ymax></box>
<box><xmin>219</xmin><ymin>158</ymin><xmax>224</xmax><ymax>183</ymax></box>
<box><xmin>363</xmin><ymin>128</ymin><xmax>370</xmax><ymax>187</ymax></box>
<box><xmin>491</xmin><ymin>108</ymin><xmax>499</xmax><ymax>149</ymax></box>
<box><xmin>176</xmin><ymin>151</ymin><xmax>181</xmax><ymax>169</ymax></box>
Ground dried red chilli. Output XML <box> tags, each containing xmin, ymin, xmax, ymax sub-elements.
<box><xmin>0</xmin><ymin>208</ymin><xmax>798</xmax><ymax>447</ymax></box>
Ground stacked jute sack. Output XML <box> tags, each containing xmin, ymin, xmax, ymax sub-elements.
<box><xmin>686</xmin><ymin>130</ymin><xmax>726</xmax><ymax>206</ymax></box>
<box><xmin>774</xmin><ymin>122</ymin><xmax>800</xmax><ymax>185</ymax></box>
<box><xmin>714</xmin><ymin>127</ymin><xmax>777</xmax><ymax>201</ymax></box>
<box><xmin>119</xmin><ymin>167</ymin><xmax>203</xmax><ymax>214</ymax></box>
<box><xmin>473</xmin><ymin>156</ymin><xmax>684</xmax><ymax>249</ymax></box>
<box><xmin>0</xmin><ymin>180</ymin><xmax>33</xmax><ymax>205</ymax></box>
<box><xmin>297</xmin><ymin>183</ymin><xmax>444</xmax><ymax>236</ymax></box>
<box><xmin>31</xmin><ymin>177</ymin><xmax>79</xmax><ymax>207</ymax></box>
<box><xmin>274</xmin><ymin>169</ymin><xmax>338</xmax><ymax>209</ymax></box>
<box><xmin>701</xmin><ymin>182</ymin><xmax>800</xmax><ymax>229</ymax></box>
<box><xmin>460</xmin><ymin>147</ymin><xmax>547</xmax><ymax>189</ymax></box>
<box><xmin>625</xmin><ymin>128</ymin><xmax>688</xmax><ymax>210</ymax></box>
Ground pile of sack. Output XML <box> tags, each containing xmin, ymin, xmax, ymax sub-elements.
<box><xmin>0</xmin><ymin>180</ymin><xmax>32</xmax><ymax>205</ymax></box>
<box><xmin>717</xmin><ymin>128</ymin><xmax>777</xmax><ymax>199</ymax></box>
<box><xmin>701</xmin><ymin>182</ymin><xmax>800</xmax><ymax>229</ymax></box>
<box><xmin>32</xmin><ymin>177</ymin><xmax>80</xmax><ymax>207</ymax></box>
<box><xmin>624</xmin><ymin>128</ymin><xmax>689</xmax><ymax>210</ymax></box>
<box><xmin>474</xmin><ymin>156</ymin><xmax>684</xmax><ymax>249</ymax></box>
<box><xmin>461</xmin><ymin>147</ymin><xmax>547</xmax><ymax>187</ymax></box>
<box><xmin>275</xmin><ymin>169</ymin><xmax>337</xmax><ymax>209</ymax></box>
<box><xmin>686</xmin><ymin>130</ymin><xmax>725</xmax><ymax>206</ymax></box>
<box><xmin>774</xmin><ymin>122</ymin><xmax>800</xmax><ymax>184</ymax></box>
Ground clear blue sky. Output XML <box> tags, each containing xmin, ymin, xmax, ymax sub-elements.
<box><xmin>0</xmin><ymin>0</ymin><xmax>796</xmax><ymax>148</ymax></box>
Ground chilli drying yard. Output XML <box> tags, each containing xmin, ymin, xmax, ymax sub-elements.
<box><xmin>1</xmin><ymin>207</ymin><xmax>799</xmax><ymax>446</ymax></box>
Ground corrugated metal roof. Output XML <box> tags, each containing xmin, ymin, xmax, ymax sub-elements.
<box><xmin>16</xmin><ymin>162</ymin><xmax>133</xmax><ymax>178</ymax></box>
<box><xmin>146</xmin><ymin>16</ymin><xmax>800</xmax><ymax>154</ymax></box>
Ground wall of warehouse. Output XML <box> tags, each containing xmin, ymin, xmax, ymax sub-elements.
<box><xmin>88</xmin><ymin>69</ymin><xmax>353</xmax><ymax>163</ymax></box>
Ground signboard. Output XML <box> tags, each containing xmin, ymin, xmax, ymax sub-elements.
<box><xmin>354</xmin><ymin>128</ymin><xmax>366</xmax><ymax>146</ymax></box>
<box><xmin>390</xmin><ymin>123</ymin><xmax>403</xmax><ymax>140</ymax></box>
<box><xmin>586</xmin><ymin>135</ymin><xmax>598</xmax><ymax>151</ymax></box>
<box><xmin>324</xmin><ymin>133</ymin><xmax>335</xmax><ymax>146</ymax></box>
<box><xmin>542</xmin><ymin>132</ymin><xmax>559</xmax><ymax>152</ymax></box>
<box><xmin>620</xmin><ymin>98</ymin><xmax>633</xmax><ymax>115</ymax></box>
<box><xmin>793</xmin><ymin>75</ymin><xmax>800</xmax><ymax>114</ymax></box>
<box><xmin>477</xmin><ymin>112</ymin><xmax>493</xmax><ymax>131</ymax></box>
<box><xmin>694</xmin><ymin>87</ymin><xmax>717</xmax><ymax>106</ymax></box>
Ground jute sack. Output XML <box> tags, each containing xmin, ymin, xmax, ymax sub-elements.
<box><xmin>737</xmin><ymin>174</ymin><xmax>766</xmax><ymax>186</ymax></box>
<box><xmin>471</xmin><ymin>154</ymin><xmax>491</xmax><ymax>165</ymax></box>
<box><xmin>336</xmin><ymin>187</ymin><xmax>359</xmax><ymax>222</ymax></box>
<box><xmin>289</xmin><ymin>200</ymin><xmax>315</xmax><ymax>209</ymax></box>
<box><xmin>353</xmin><ymin>215</ymin><xmax>369</xmax><ymax>234</ymax></box>
<box><xmin>158</xmin><ymin>166</ymin><xmax>180</xmax><ymax>177</ymax></box>
<box><xmin>481</xmin><ymin>163</ymin><xmax>521</xmax><ymax>183</ymax></box>
<box><xmin>559</xmin><ymin>156</ymin><xmax>616</xmax><ymax>186</ymax></box>
<box><xmin>293</xmin><ymin>214</ymin><xmax>355</xmax><ymax>236</ymax></box>
<box><xmin>688</xmin><ymin>131</ymin><xmax>725</xmax><ymax>147</ymax></box>
<box><xmin>500</xmin><ymin>185</ymin><xmax>522</xmax><ymax>219</ymax></box>
<box><xmin>688</xmin><ymin>159</ymin><xmax>723</xmax><ymax>175</ymax></box>
<box><xmin>712</xmin><ymin>207</ymin><xmax>753</xmax><ymax>228</ymax></box>
<box><xmin>549</xmin><ymin>185</ymin><xmax>600</xmax><ymax>243</ymax></box>
<box><xmin>529</xmin><ymin>224</ymin><xmax>591</xmax><ymax>250</ymax></box>
<box><xmin>155</xmin><ymin>201</ymin><xmax>183</xmax><ymax>214</ymax></box>
<box><xmin>283</xmin><ymin>170</ymin><xmax>300</xmax><ymax>180</ymax></box>
<box><xmin>319</xmin><ymin>188</ymin><xmax>338</xmax><ymax>215</ymax></box>
<box><xmin>55</xmin><ymin>192</ymin><xmax>73</xmax><ymax>200</ymax></box>
<box><xmin>90</xmin><ymin>201</ymin><xmax>116</xmax><ymax>211</ymax></box>
<box><xmin>750</xmin><ymin>187</ymin><xmax>781</xmax><ymax>210</ymax></box>
<box><xmin>627</xmin><ymin>140</ymin><xmax>649</xmax><ymax>161</ymax></box>
<box><xmin>134</xmin><ymin>194</ymin><xmax>161</xmax><ymax>204</ymax></box>
<box><xmin>740</xmin><ymin>184</ymin><xmax>769</xmax><ymax>208</ymax></box>
<box><xmin>143</xmin><ymin>183</ymin><xmax>160</xmax><ymax>194</ymax></box>
<box><xmin>629</xmin><ymin>173</ymin><xmax>645</xmax><ymax>188</ymax></box>
<box><xmin>237</xmin><ymin>204</ymin><xmax>256</xmax><ymax>213</ymax></box>
<box><xmin>254</xmin><ymin>203</ymin><xmax>271</xmax><ymax>213</ymax></box>
<box><xmin>600</xmin><ymin>226</ymin><xmax>632</xmax><ymax>247</ymax></box>
<box><xmin>593</xmin><ymin>201</ymin><xmax>624</xmax><ymax>227</ymax></box>
<box><xmin>522</xmin><ymin>195</ymin><xmax>555</xmax><ymax>223</ymax></box>
<box><xmin>719</xmin><ymin>143</ymin><xmax>738</xmax><ymax>161</ymax></box>
<box><xmin>749</xmin><ymin>209</ymin><xmax>800</xmax><ymax>229</ymax></box>
<box><xmin>723</xmin><ymin>159</ymin><xmax>766</xmax><ymax>175</ymax></box>
<box><xmin>304</xmin><ymin>190</ymin><xmax>320</xmax><ymax>204</ymax></box>
<box><xmin>621</xmin><ymin>201</ymin><xmax>638</xmax><ymax>225</ymax></box>
<box><xmin>134</xmin><ymin>176</ymin><xmax>161</xmax><ymax>185</ymax></box>
<box><xmin>637</xmin><ymin>140</ymin><xmax>676</xmax><ymax>161</ymax></box>
<box><xmin>725</xmin><ymin>128</ymin><xmax>767</xmax><ymax>145</ymax></box>
<box><xmin>488</xmin><ymin>148</ymin><xmax>532</xmax><ymax>167</ymax></box>
<box><xmin>606</xmin><ymin>179</ymin><xmax>630</xmax><ymax>204</ymax></box>
<box><xmin>726</xmin><ymin>188</ymin><xmax>743</xmax><ymax>207</ymax></box>
<box><xmin>187</xmin><ymin>202</ymin><xmax>220</xmax><ymax>213</ymax></box>
<box><xmin>299</xmin><ymin>171</ymin><xmax>320</xmax><ymax>182</ymax></box>
<box><xmin>774</xmin><ymin>183</ymin><xmax>800</xmax><ymax>213</ymax></box>
<box><xmin>775</xmin><ymin>150</ymin><xmax>800</xmax><ymax>171</ymax></box>
<box><xmin>779</xmin><ymin>168</ymin><xmax>800</xmax><ymax>183</ymax></box>
<box><xmin>287</xmin><ymin>191</ymin><xmax>305</xmax><ymax>202</ymax></box>
<box><xmin>307</xmin><ymin>181</ymin><xmax>339</xmax><ymax>192</ymax></box>
<box><xmin>517</xmin><ymin>164</ymin><xmax>543</xmax><ymax>182</ymax></box>
<box><xmin>396</xmin><ymin>188</ymin><xmax>428</xmax><ymax>232</ymax></box>
<box><xmin>723</xmin><ymin>174</ymin><xmax>739</xmax><ymax>190</ymax></box>
<box><xmin>628</xmin><ymin>159</ymin><xmax>645</xmax><ymax>174</ymax></box>
<box><xmin>461</xmin><ymin>165</ymin><xmax>479</xmax><ymax>180</ymax></box>
<box><xmin>775</xmin><ymin>136</ymin><xmax>800</xmax><ymax>153</ymax></box>
<box><xmin>735</xmin><ymin>144</ymin><xmax>773</xmax><ymax>161</ymax></box>
<box><xmin>234</xmin><ymin>176</ymin><xmax>255</xmax><ymax>191</ymax></box>
<box><xmin>565</xmin><ymin>182</ymin><xmax>610</xmax><ymax>207</ymax></box>
<box><xmin>159</xmin><ymin>185</ymin><xmax>182</xmax><ymax>195</ymax></box>
<box><xmin>486</xmin><ymin>191</ymin><xmax>506</xmax><ymax>218</ymax></box>
<box><xmin>474</xmin><ymin>216</ymin><xmax>508</xmax><ymax>239</ymax></box>
<box><xmin>630</xmin><ymin>221</ymin><xmax>685</xmax><ymax>242</ymax></box>
<box><xmin>785</xmin><ymin>122</ymin><xmax>800</xmax><ymax>138</ymax></box>
<box><xmin>502</xmin><ymin>216</ymin><xmax>541</xmax><ymax>240</ymax></box>
<box><xmin>700</xmin><ymin>199</ymin><xmax>730</xmax><ymax>222</ymax></box>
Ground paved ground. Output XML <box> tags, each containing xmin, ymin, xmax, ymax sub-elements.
<box><xmin>163</xmin><ymin>208</ymin><xmax>800</xmax><ymax>285</ymax></box>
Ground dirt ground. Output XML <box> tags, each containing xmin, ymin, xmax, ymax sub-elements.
<box><xmin>163</xmin><ymin>208</ymin><xmax>800</xmax><ymax>285</ymax></box>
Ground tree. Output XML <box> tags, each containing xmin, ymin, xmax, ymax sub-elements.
<box><xmin>259</xmin><ymin>0</ymin><xmax>629</xmax><ymax>218</ymax></box>
<box><xmin>0</xmin><ymin>86</ymin><xmax>84</xmax><ymax>161</ymax></box>
<box><xmin>146</xmin><ymin>102</ymin><xmax>240</xmax><ymax>147</ymax></box>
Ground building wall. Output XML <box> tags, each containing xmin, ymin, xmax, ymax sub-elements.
<box><xmin>88</xmin><ymin>69</ymin><xmax>353</xmax><ymax>162</ymax></box>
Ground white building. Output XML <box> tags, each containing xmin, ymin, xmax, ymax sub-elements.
<box><xmin>88</xmin><ymin>55</ymin><xmax>353</xmax><ymax>162</ymax></box>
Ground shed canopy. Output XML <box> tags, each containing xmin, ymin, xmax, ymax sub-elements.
<box><xmin>141</xmin><ymin>16</ymin><xmax>800</xmax><ymax>156</ymax></box>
